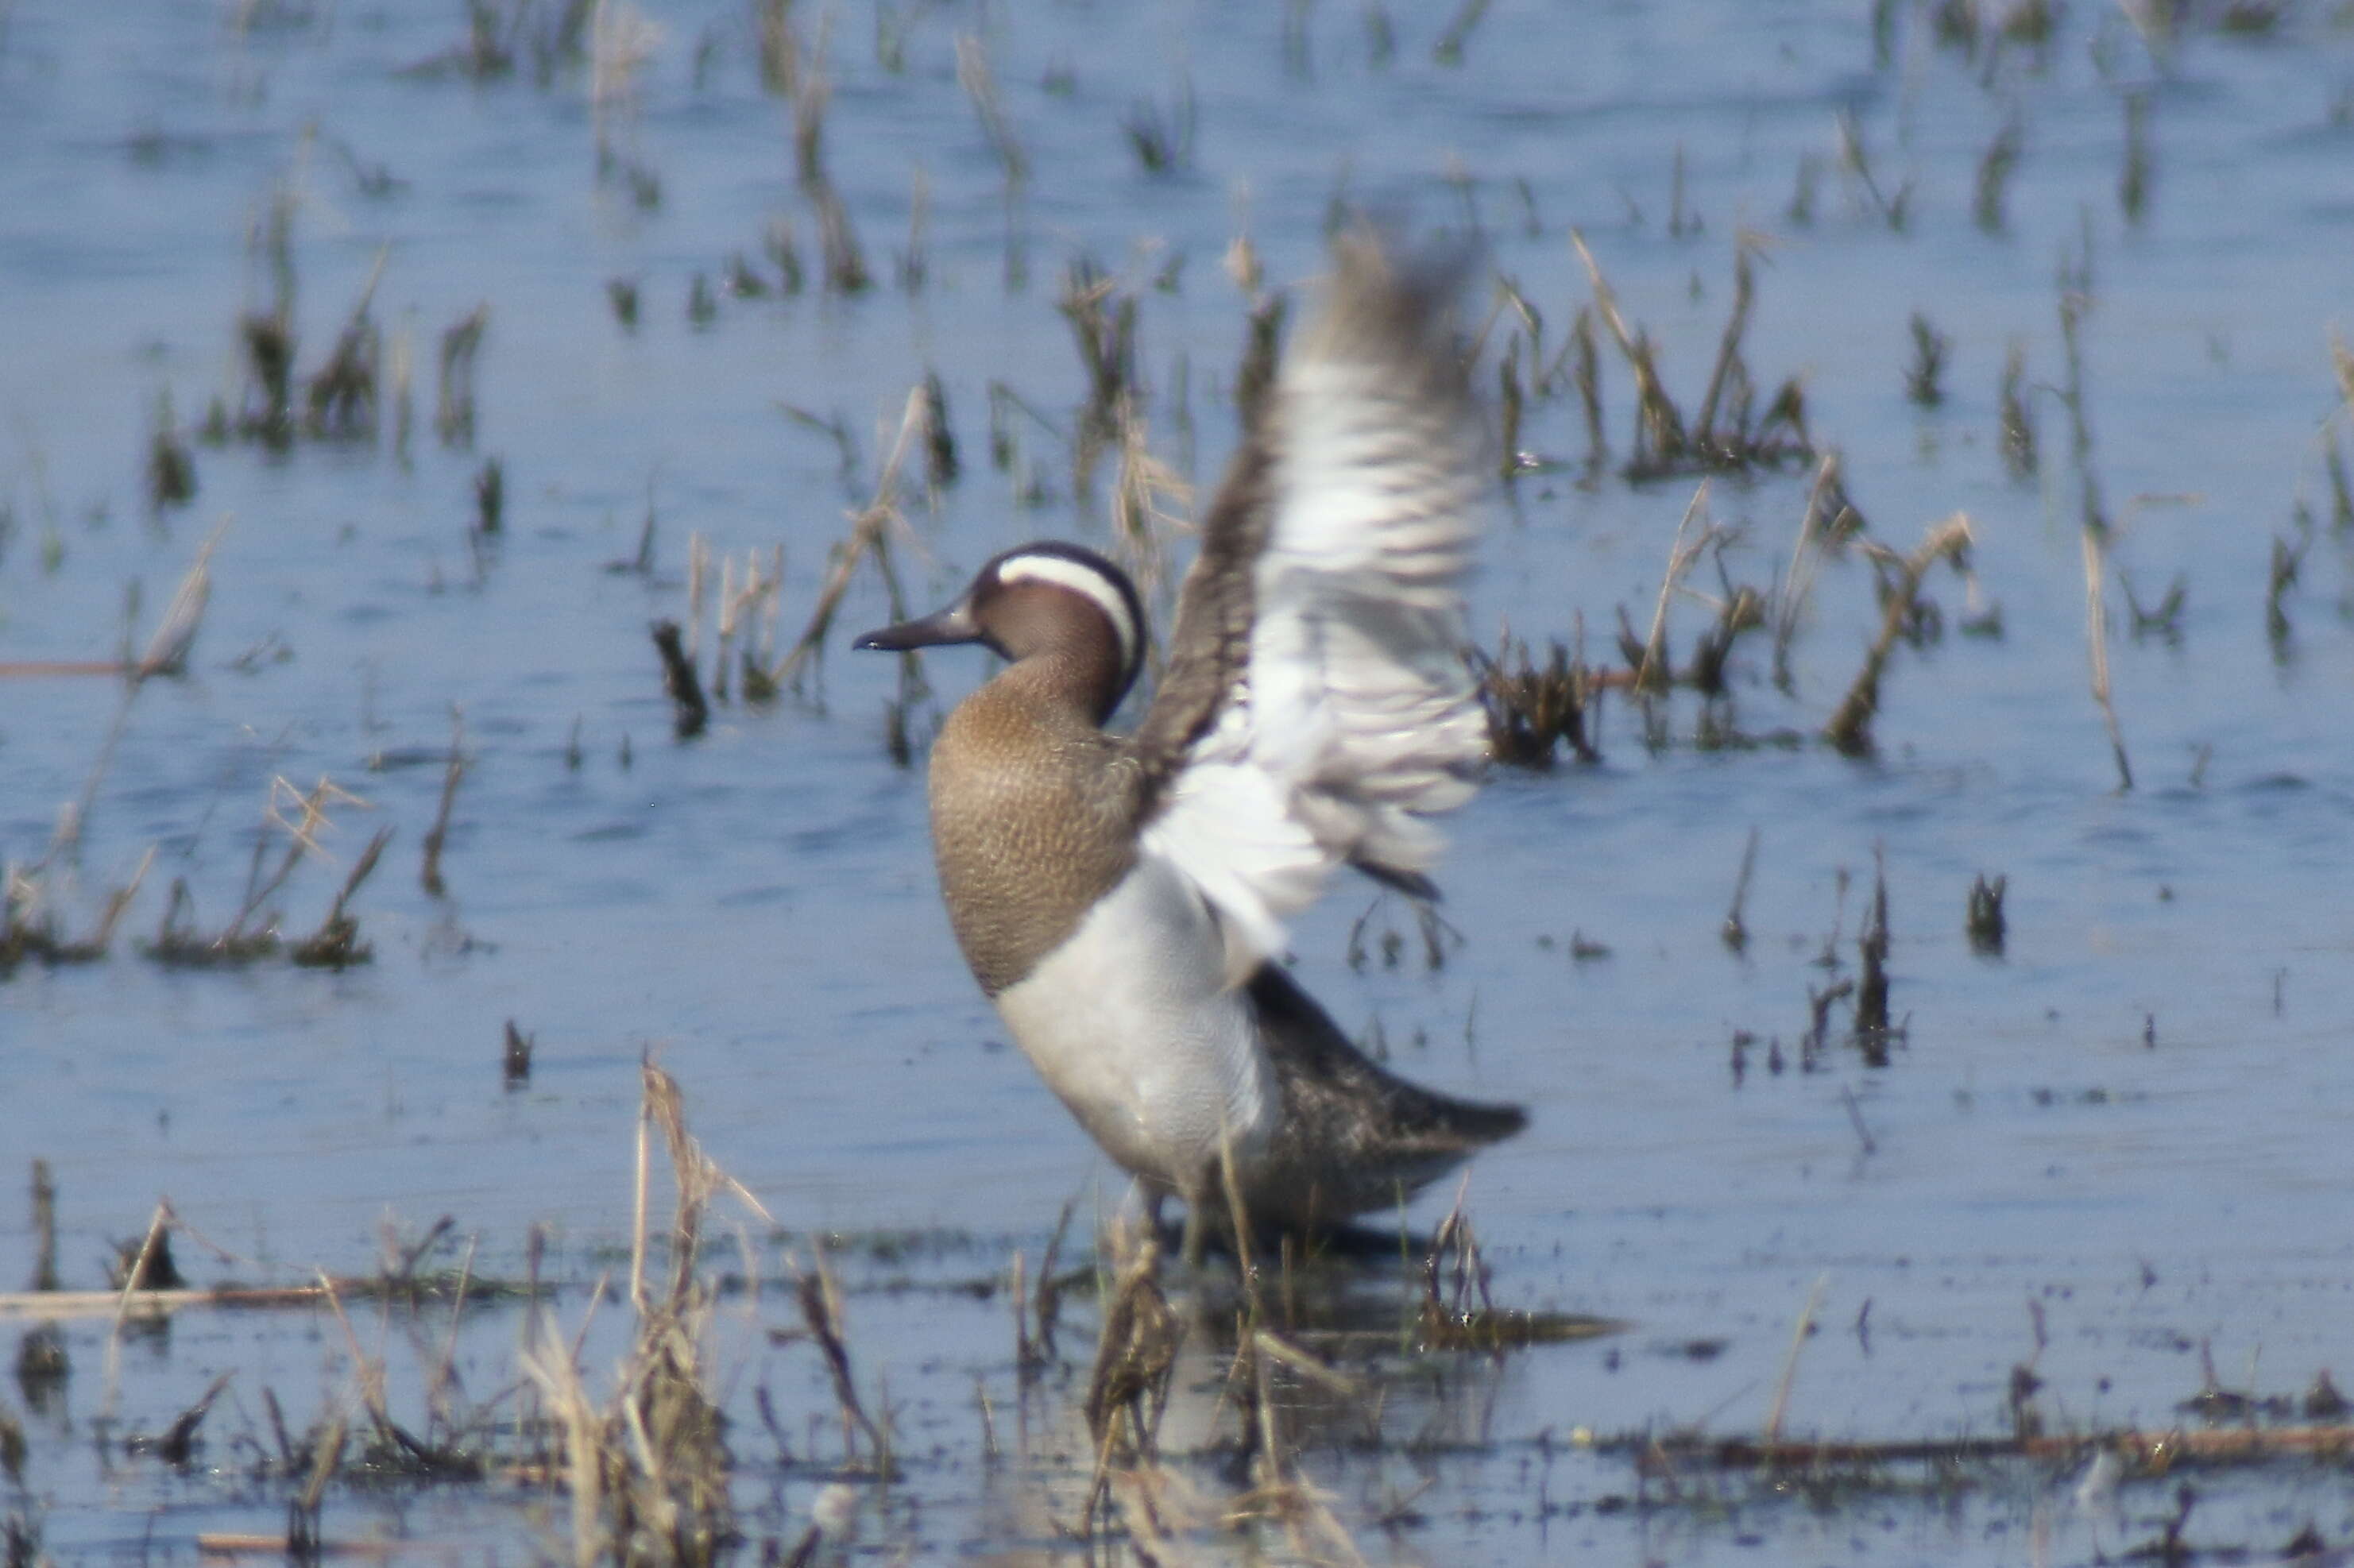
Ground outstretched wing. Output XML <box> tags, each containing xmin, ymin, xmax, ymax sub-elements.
<box><xmin>1131</xmin><ymin>231</ymin><xmax>1490</xmax><ymax>978</ymax></box>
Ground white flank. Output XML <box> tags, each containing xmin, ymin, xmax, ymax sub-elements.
<box><xmin>997</xmin><ymin>552</ymin><xmax>1138</xmax><ymax>674</ymax></box>
<box><xmin>991</xmin><ymin>855</ymin><xmax>1276</xmax><ymax>1191</ymax></box>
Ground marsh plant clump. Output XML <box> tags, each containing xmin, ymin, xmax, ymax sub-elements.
<box><xmin>1571</xmin><ymin>235</ymin><xmax>1815</xmax><ymax>482</ymax></box>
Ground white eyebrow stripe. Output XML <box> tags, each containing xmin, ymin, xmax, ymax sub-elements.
<box><xmin>998</xmin><ymin>554</ymin><xmax>1138</xmax><ymax>673</ymax></box>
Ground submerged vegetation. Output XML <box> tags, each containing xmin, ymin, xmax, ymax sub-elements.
<box><xmin>5</xmin><ymin>1107</ymin><xmax>2352</xmax><ymax>1563</ymax></box>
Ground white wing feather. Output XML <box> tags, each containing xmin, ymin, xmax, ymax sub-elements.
<box><xmin>1140</xmin><ymin>257</ymin><xmax>1487</xmax><ymax>983</ymax></box>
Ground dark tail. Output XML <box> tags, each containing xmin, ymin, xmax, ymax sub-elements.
<box><xmin>1247</xmin><ymin>963</ymin><xmax>1528</xmax><ymax>1150</ymax></box>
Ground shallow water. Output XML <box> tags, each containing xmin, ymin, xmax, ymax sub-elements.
<box><xmin>6</xmin><ymin>1</ymin><xmax>2354</xmax><ymax>1562</ymax></box>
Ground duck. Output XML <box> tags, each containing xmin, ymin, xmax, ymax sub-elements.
<box><xmin>855</xmin><ymin>230</ymin><xmax>1525</xmax><ymax>1240</ymax></box>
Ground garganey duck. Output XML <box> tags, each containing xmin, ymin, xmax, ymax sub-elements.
<box><xmin>856</xmin><ymin>232</ymin><xmax>1525</xmax><ymax>1237</ymax></box>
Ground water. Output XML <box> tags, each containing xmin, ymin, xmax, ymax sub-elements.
<box><xmin>6</xmin><ymin>2</ymin><xmax>2354</xmax><ymax>1562</ymax></box>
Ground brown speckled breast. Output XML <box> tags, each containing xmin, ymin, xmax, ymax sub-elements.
<box><xmin>925</xmin><ymin>662</ymin><xmax>1143</xmax><ymax>997</ymax></box>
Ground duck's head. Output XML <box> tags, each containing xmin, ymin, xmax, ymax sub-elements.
<box><xmin>854</xmin><ymin>541</ymin><xmax>1146</xmax><ymax>723</ymax></box>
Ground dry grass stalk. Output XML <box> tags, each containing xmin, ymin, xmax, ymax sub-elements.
<box><xmin>388</xmin><ymin>304</ymin><xmax>415</xmax><ymax>464</ymax></box>
<box><xmin>1058</xmin><ymin>258</ymin><xmax>1140</xmax><ymax>443</ymax></box>
<box><xmin>303</xmin><ymin>245</ymin><xmax>389</xmax><ymax>440</ymax></box>
<box><xmin>1570</xmin><ymin>306</ymin><xmax>1603</xmax><ymax>465</ymax></box>
<box><xmin>1573</xmin><ymin>231</ymin><xmax>1809</xmax><ymax>481</ymax></box>
<box><xmin>682</xmin><ymin>538</ymin><xmax>787</xmax><ymax>705</ymax></box>
<box><xmin>419</xmin><ymin>709</ymin><xmax>467</xmax><ymax>894</ymax></box>
<box><xmin>1723</xmin><ymin>825</ymin><xmax>1760</xmax><ymax>952</ymax></box>
<box><xmin>1494</xmin><ymin>273</ymin><xmax>1544</xmax><ymax>377</ymax></box>
<box><xmin>291</xmin><ymin>825</ymin><xmax>389</xmax><ymax>967</ymax></box>
<box><xmin>1222</xmin><ymin>1327</ymin><xmax>1366</xmax><ymax>1566</ymax></box>
<box><xmin>148</xmin><ymin>390</ymin><xmax>197</xmax><ymax>510</ymax></box>
<box><xmin>502</xmin><ymin>1019</ymin><xmax>535</xmax><ymax>1086</ymax></box>
<box><xmin>754</xmin><ymin>0</ymin><xmax>800</xmax><ymax>93</ymax></box>
<box><xmin>1497</xmin><ymin>334</ymin><xmax>1526</xmax><ymax>477</ymax></box>
<box><xmin>1432</xmin><ymin>0</ymin><xmax>1491</xmax><ymax>64</ymax></box>
<box><xmin>1771</xmin><ymin>454</ymin><xmax>1858</xmax><ymax>693</ymax></box>
<box><xmin>315</xmin><ymin>1270</ymin><xmax>482</xmax><ymax>1477</ymax></box>
<box><xmin>436</xmin><ymin>305</ymin><xmax>489</xmax><ymax>448</ymax></box>
<box><xmin>1973</xmin><ymin>117</ymin><xmax>2021</xmax><ymax>234</ymax></box>
<box><xmin>1421</xmin><ymin>1184</ymin><xmax>1494</xmax><ymax>1342</ymax></box>
<box><xmin>1787</xmin><ymin>150</ymin><xmax>1820</xmax><ymax>226</ymax></box>
<box><xmin>26</xmin><ymin>1163</ymin><xmax>58</xmax><ymax>1294</ymax></box>
<box><xmin>954</xmin><ymin>33</ymin><xmax>1027</xmax><ymax>185</ymax></box>
<box><xmin>1966</xmin><ymin>871</ymin><xmax>2007</xmax><ymax>955</ymax></box>
<box><xmin>649</xmin><ymin>620</ymin><xmax>709</xmax><ymax>740</ymax></box>
<box><xmin>1225</xmin><ymin>228</ymin><xmax>1264</xmax><ymax>297</ymax></box>
<box><xmin>2081</xmin><ymin>523</ymin><xmax>2133</xmax><ymax>790</ymax></box>
<box><xmin>793</xmin><ymin>50</ymin><xmax>870</xmax><ymax>295</ymax></box>
<box><xmin>526</xmin><ymin>1065</ymin><xmax>767</xmax><ymax>1567</ymax></box>
<box><xmin>770</xmin><ymin>387</ymin><xmax>933</xmax><ymax>691</ymax></box>
<box><xmin>1904</xmin><ymin>312</ymin><xmax>1949</xmax><ymax>407</ymax></box>
<box><xmin>147</xmin><ymin>775</ymin><xmax>372</xmax><ymax>966</ymax></box>
<box><xmin>789</xmin><ymin>1240</ymin><xmax>891</xmax><ymax>1474</ymax></box>
<box><xmin>780</xmin><ymin>404</ymin><xmax>859</xmax><ymax>487</ymax></box>
<box><xmin>1761</xmin><ymin>1274</ymin><xmax>1828</xmax><ymax>1445</ymax></box>
<box><xmin>129</xmin><ymin>1369</ymin><xmax>233</xmax><ymax>1466</ymax></box>
<box><xmin>1998</xmin><ymin>341</ymin><xmax>2038</xmax><ymax>480</ymax></box>
<box><xmin>0</xmin><ymin>1281</ymin><xmax>380</xmax><ymax>1319</ymax></box>
<box><xmin>98</xmin><ymin>1201</ymin><xmax>178</xmax><ymax>1419</ymax></box>
<box><xmin>1683</xmin><ymin>574</ymin><xmax>1765</xmax><ymax>701</ymax></box>
<box><xmin>1853</xmin><ymin>848</ymin><xmax>1896</xmax><ymax>1064</ymax></box>
<box><xmin>1634</xmin><ymin>482</ymin><xmax>1718</xmax><ymax>693</ymax></box>
<box><xmin>1111</xmin><ymin>402</ymin><xmax>1191</xmax><ymax>611</ymax></box>
<box><xmin>2267</xmin><ymin>530</ymin><xmax>2306</xmax><ymax>653</ymax></box>
<box><xmin>685</xmin><ymin>532</ymin><xmax>710</xmax><ymax>674</ymax></box>
<box><xmin>590</xmin><ymin>2</ymin><xmax>662</xmax><ymax>192</ymax></box>
<box><xmin>1123</xmin><ymin>77</ymin><xmax>1196</xmax><ymax>174</ymax></box>
<box><xmin>1079</xmin><ymin>1223</ymin><xmax>1180</xmax><ymax>1533</ymax></box>
<box><xmin>235</xmin><ymin>180</ymin><xmax>300</xmax><ymax>449</ymax></box>
<box><xmin>1689</xmin><ymin>241</ymin><xmax>1757</xmax><ymax>439</ymax></box>
<box><xmin>2120</xmin><ymin>91</ymin><xmax>2151</xmax><ymax>223</ymax></box>
<box><xmin>285</xmin><ymin>1411</ymin><xmax>346</xmax><ymax>1557</ymax></box>
<box><xmin>1835</xmin><ymin>108</ymin><xmax>1911</xmax><ymax>228</ymax></box>
<box><xmin>1823</xmin><ymin>512</ymin><xmax>1973</xmax><ymax>755</ymax></box>
<box><xmin>138</xmin><ymin>512</ymin><xmax>230</xmax><ymax>681</ymax></box>
<box><xmin>1573</xmin><ymin>230</ymin><xmax>1683</xmax><ymax>469</ymax></box>
<box><xmin>953</xmin><ymin>32</ymin><xmax>1030</xmax><ymax>289</ymax></box>
<box><xmin>0</xmin><ymin>845</ymin><xmax>155</xmax><ymax>973</ymax></box>
<box><xmin>918</xmin><ymin>370</ymin><xmax>957</xmax><ymax>488</ymax></box>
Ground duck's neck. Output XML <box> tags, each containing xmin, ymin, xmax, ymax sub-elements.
<box><xmin>995</xmin><ymin>645</ymin><xmax>1128</xmax><ymax>729</ymax></box>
